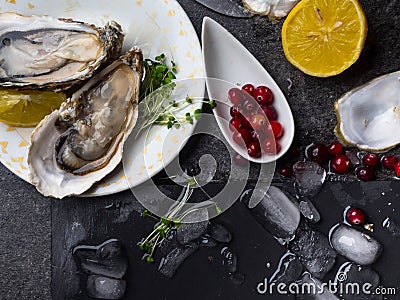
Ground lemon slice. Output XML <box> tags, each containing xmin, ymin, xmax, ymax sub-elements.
<box><xmin>282</xmin><ymin>0</ymin><xmax>367</xmax><ymax>77</ymax></box>
<box><xmin>0</xmin><ymin>89</ymin><xmax>66</xmax><ymax>127</ymax></box>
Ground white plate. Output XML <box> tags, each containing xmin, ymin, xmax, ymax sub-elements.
<box><xmin>202</xmin><ymin>17</ymin><xmax>294</xmax><ymax>163</ymax></box>
<box><xmin>0</xmin><ymin>0</ymin><xmax>204</xmax><ymax>196</ymax></box>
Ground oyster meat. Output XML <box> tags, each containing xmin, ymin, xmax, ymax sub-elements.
<box><xmin>335</xmin><ymin>71</ymin><xmax>400</xmax><ymax>152</ymax></box>
<box><xmin>242</xmin><ymin>0</ymin><xmax>300</xmax><ymax>19</ymax></box>
<box><xmin>0</xmin><ymin>12</ymin><xmax>124</xmax><ymax>90</ymax></box>
<box><xmin>27</xmin><ymin>47</ymin><xmax>143</xmax><ymax>198</ymax></box>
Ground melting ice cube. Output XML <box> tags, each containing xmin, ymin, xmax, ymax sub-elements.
<box><xmin>329</xmin><ymin>224</ymin><xmax>382</xmax><ymax>265</ymax></box>
<box><xmin>293</xmin><ymin>161</ymin><xmax>326</xmax><ymax>198</ymax></box>
<box><xmin>86</xmin><ymin>275</ymin><xmax>126</xmax><ymax>300</ymax></box>
<box><xmin>269</xmin><ymin>252</ymin><xmax>303</xmax><ymax>284</ymax></box>
<box><xmin>299</xmin><ymin>197</ymin><xmax>321</xmax><ymax>223</ymax></box>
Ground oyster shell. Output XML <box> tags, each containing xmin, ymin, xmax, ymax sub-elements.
<box><xmin>335</xmin><ymin>71</ymin><xmax>400</xmax><ymax>152</ymax></box>
<box><xmin>0</xmin><ymin>12</ymin><xmax>124</xmax><ymax>91</ymax></box>
<box><xmin>27</xmin><ymin>47</ymin><xmax>143</xmax><ymax>199</ymax></box>
<box><xmin>242</xmin><ymin>0</ymin><xmax>299</xmax><ymax>19</ymax></box>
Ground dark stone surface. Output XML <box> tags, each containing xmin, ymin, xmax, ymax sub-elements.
<box><xmin>1</xmin><ymin>0</ymin><xmax>400</xmax><ymax>299</ymax></box>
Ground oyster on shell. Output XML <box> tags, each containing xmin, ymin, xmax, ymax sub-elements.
<box><xmin>242</xmin><ymin>0</ymin><xmax>299</xmax><ymax>19</ymax></box>
<box><xmin>27</xmin><ymin>47</ymin><xmax>143</xmax><ymax>199</ymax></box>
<box><xmin>0</xmin><ymin>12</ymin><xmax>124</xmax><ymax>90</ymax></box>
<box><xmin>335</xmin><ymin>71</ymin><xmax>400</xmax><ymax>152</ymax></box>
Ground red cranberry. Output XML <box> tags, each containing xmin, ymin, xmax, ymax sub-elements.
<box><xmin>249</xmin><ymin>114</ymin><xmax>267</xmax><ymax>130</ymax></box>
<box><xmin>251</xmin><ymin>130</ymin><xmax>266</xmax><ymax>144</ymax></box>
<box><xmin>346</xmin><ymin>207</ymin><xmax>366</xmax><ymax>225</ymax></box>
<box><xmin>382</xmin><ymin>155</ymin><xmax>398</xmax><ymax>170</ymax></box>
<box><xmin>395</xmin><ymin>161</ymin><xmax>400</xmax><ymax>177</ymax></box>
<box><xmin>307</xmin><ymin>143</ymin><xmax>329</xmax><ymax>164</ymax></box>
<box><xmin>279</xmin><ymin>165</ymin><xmax>293</xmax><ymax>177</ymax></box>
<box><xmin>242</xmin><ymin>83</ymin><xmax>255</xmax><ymax>96</ymax></box>
<box><xmin>269</xmin><ymin>121</ymin><xmax>283</xmax><ymax>139</ymax></box>
<box><xmin>254</xmin><ymin>86</ymin><xmax>273</xmax><ymax>105</ymax></box>
<box><xmin>356</xmin><ymin>166</ymin><xmax>375</xmax><ymax>181</ymax></box>
<box><xmin>328</xmin><ymin>141</ymin><xmax>344</xmax><ymax>156</ymax></box>
<box><xmin>362</xmin><ymin>153</ymin><xmax>379</xmax><ymax>168</ymax></box>
<box><xmin>230</xmin><ymin>106</ymin><xmax>242</xmax><ymax>118</ymax></box>
<box><xmin>261</xmin><ymin>138</ymin><xmax>281</xmax><ymax>154</ymax></box>
<box><xmin>232</xmin><ymin>128</ymin><xmax>252</xmax><ymax>146</ymax></box>
<box><xmin>233</xmin><ymin>152</ymin><xmax>247</xmax><ymax>166</ymax></box>
<box><xmin>260</xmin><ymin>105</ymin><xmax>278</xmax><ymax>121</ymax></box>
<box><xmin>242</xmin><ymin>98</ymin><xmax>258</xmax><ymax>114</ymax></box>
<box><xmin>247</xmin><ymin>141</ymin><xmax>261</xmax><ymax>158</ymax></box>
<box><xmin>228</xmin><ymin>88</ymin><xmax>243</xmax><ymax>105</ymax></box>
<box><xmin>331</xmin><ymin>154</ymin><xmax>351</xmax><ymax>174</ymax></box>
<box><xmin>229</xmin><ymin>117</ymin><xmax>244</xmax><ymax>131</ymax></box>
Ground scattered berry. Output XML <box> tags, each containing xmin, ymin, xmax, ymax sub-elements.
<box><xmin>346</xmin><ymin>207</ymin><xmax>366</xmax><ymax>225</ymax></box>
<box><xmin>279</xmin><ymin>165</ymin><xmax>293</xmax><ymax>177</ymax></box>
<box><xmin>307</xmin><ymin>143</ymin><xmax>329</xmax><ymax>164</ymax></box>
<box><xmin>382</xmin><ymin>155</ymin><xmax>398</xmax><ymax>170</ymax></box>
<box><xmin>356</xmin><ymin>166</ymin><xmax>375</xmax><ymax>181</ymax></box>
<box><xmin>242</xmin><ymin>84</ymin><xmax>255</xmax><ymax>96</ymax></box>
<box><xmin>331</xmin><ymin>154</ymin><xmax>351</xmax><ymax>174</ymax></box>
<box><xmin>395</xmin><ymin>161</ymin><xmax>400</xmax><ymax>177</ymax></box>
<box><xmin>362</xmin><ymin>153</ymin><xmax>379</xmax><ymax>168</ymax></box>
<box><xmin>328</xmin><ymin>141</ymin><xmax>344</xmax><ymax>156</ymax></box>
<box><xmin>230</xmin><ymin>106</ymin><xmax>242</xmax><ymax>118</ymax></box>
<box><xmin>229</xmin><ymin>117</ymin><xmax>245</xmax><ymax>131</ymax></box>
<box><xmin>254</xmin><ymin>86</ymin><xmax>273</xmax><ymax>105</ymax></box>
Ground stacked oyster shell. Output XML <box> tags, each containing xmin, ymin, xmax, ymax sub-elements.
<box><xmin>0</xmin><ymin>12</ymin><xmax>144</xmax><ymax>198</ymax></box>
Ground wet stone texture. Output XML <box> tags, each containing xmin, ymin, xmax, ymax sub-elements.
<box><xmin>2</xmin><ymin>0</ymin><xmax>400</xmax><ymax>299</ymax></box>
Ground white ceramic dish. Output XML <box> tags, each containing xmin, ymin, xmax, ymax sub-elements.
<box><xmin>201</xmin><ymin>17</ymin><xmax>294</xmax><ymax>163</ymax></box>
<box><xmin>0</xmin><ymin>0</ymin><xmax>204</xmax><ymax>196</ymax></box>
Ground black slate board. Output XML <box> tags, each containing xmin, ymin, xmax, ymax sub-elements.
<box><xmin>52</xmin><ymin>182</ymin><xmax>400</xmax><ymax>299</ymax></box>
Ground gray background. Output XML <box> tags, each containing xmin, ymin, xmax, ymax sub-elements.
<box><xmin>1</xmin><ymin>0</ymin><xmax>400</xmax><ymax>299</ymax></box>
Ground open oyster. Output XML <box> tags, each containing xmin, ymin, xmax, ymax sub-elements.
<box><xmin>335</xmin><ymin>71</ymin><xmax>400</xmax><ymax>152</ymax></box>
<box><xmin>0</xmin><ymin>12</ymin><xmax>124</xmax><ymax>91</ymax></box>
<box><xmin>27</xmin><ymin>47</ymin><xmax>143</xmax><ymax>199</ymax></box>
<box><xmin>242</xmin><ymin>0</ymin><xmax>299</xmax><ymax>19</ymax></box>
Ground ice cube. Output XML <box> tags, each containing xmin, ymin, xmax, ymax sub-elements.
<box><xmin>293</xmin><ymin>161</ymin><xmax>326</xmax><ymax>198</ymax></box>
<box><xmin>296</xmin><ymin>272</ymin><xmax>339</xmax><ymax>300</ymax></box>
<box><xmin>299</xmin><ymin>197</ymin><xmax>321</xmax><ymax>223</ymax></box>
<box><xmin>248</xmin><ymin>186</ymin><xmax>300</xmax><ymax>244</ymax></box>
<box><xmin>208</xmin><ymin>222</ymin><xmax>232</xmax><ymax>243</ymax></box>
<box><xmin>221</xmin><ymin>247</ymin><xmax>238</xmax><ymax>273</ymax></box>
<box><xmin>74</xmin><ymin>239</ymin><xmax>128</xmax><ymax>279</ymax></box>
<box><xmin>335</xmin><ymin>262</ymin><xmax>381</xmax><ymax>300</ymax></box>
<box><xmin>176</xmin><ymin>208</ymin><xmax>209</xmax><ymax>245</ymax></box>
<box><xmin>329</xmin><ymin>224</ymin><xmax>382</xmax><ymax>265</ymax></box>
<box><xmin>86</xmin><ymin>275</ymin><xmax>126</xmax><ymax>299</ymax></box>
<box><xmin>382</xmin><ymin>217</ymin><xmax>400</xmax><ymax>237</ymax></box>
<box><xmin>158</xmin><ymin>242</ymin><xmax>199</xmax><ymax>278</ymax></box>
<box><xmin>290</xmin><ymin>225</ymin><xmax>336</xmax><ymax>278</ymax></box>
<box><xmin>270</xmin><ymin>252</ymin><xmax>303</xmax><ymax>284</ymax></box>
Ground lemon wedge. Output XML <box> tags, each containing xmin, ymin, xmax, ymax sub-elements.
<box><xmin>0</xmin><ymin>89</ymin><xmax>66</xmax><ymax>127</ymax></box>
<box><xmin>282</xmin><ymin>0</ymin><xmax>367</xmax><ymax>77</ymax></box>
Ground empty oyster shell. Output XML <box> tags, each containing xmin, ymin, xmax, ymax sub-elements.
<box><xmin>27</xmin><ymin>47</ymin><xmax>143</xmax><ymax>199</ymax></box>
<box><xmin>242</xmin><ymin>0</ymin><xmax>299</xmax><ymax>19</ymax></box>
<box><xmin>0</xmin><ymin>12</ymin><xmax>124</xmax><ymax>91</ymax></box>
<box><xmin>335</xmin><ymin>71</ymin><xmax>400</xmax><ymax>152</ymax></box>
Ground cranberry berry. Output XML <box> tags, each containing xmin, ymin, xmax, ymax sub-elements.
<box><xmin>346</xmin><ymin>207</ymin><xmax>366</xmax><ymax>225</ymax></box>
<box><xmin>382</xmin><ymin>155</ymin><xmax>398</xmax><ymax>170</ymax></box>
<box><xmin>307</xmin><ymin>143</ymin><xmax>329</xmax><ymax>164</ymax></box>
<box><xmin>228</xmin><ymin>88</ymin><xmax>243</xmax><ymax>105</ymax></box>
<box><xmin>254</xmin><ymin>86</ymin><xmax>273</xmax><ymax>105</ymax></box>
<box><xmin>242</xmin><ymin>84</ymin><xmax>255</xmax><ymax>96</ymax></box>
<box><xmin>356</xmin><ymin>166</ymin><xmax>375</xmax><ymax>181</ymax></box>
<box><xmin>230</xmin><ymin>106</ymin><xmax>242</xmax><ymax>118</ymax></box>
<box><xmin>232</xmin><ymin>128</ymin><xmax>252</xmax><ymax>146</ymax></box>
<box><xmin>279</xmin><ymin>165</ymin><xmax>293</xmax><ymax>178</ymax></box>
<box><xmin>262</xmin><ymin>138</ymin><xmax>281</xmax><ymax>155</ymax></box>
<box><xmin>331</xmin><ymin>154</ymin><xmax>351</xmax><ymax>174</ymax></box>
<box><xmin>269</xmin><ymin>121</ymin><xmax>283</xmax><ymax>139</ymax></box>
<box><xmin>362</xmin><ymin>153</ymin><xmax>379</xmax><ymax>168</ymax></box>
<box><xmin>328</xmin><ymin>141</ymin><xmax>344</xmax><ymax>156</ymax></box>
<box><xmin>261</xmin><ymin>106</ymin><xmax>278</xmax><ymax>121</ymax></box>
<box><xmin>395</xmin><ymin>161</ymin><xmax>400</xmax><ymax>177</ymax></box>
<box><xmin>247</xmin><ymin>141</ymin><xmax>261</xmax><ymax>158</ymax></box>
<box><xmin>250</xmin><ymin>114</ymin><xmax>267</xmax><ymax>131</ymax></box>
